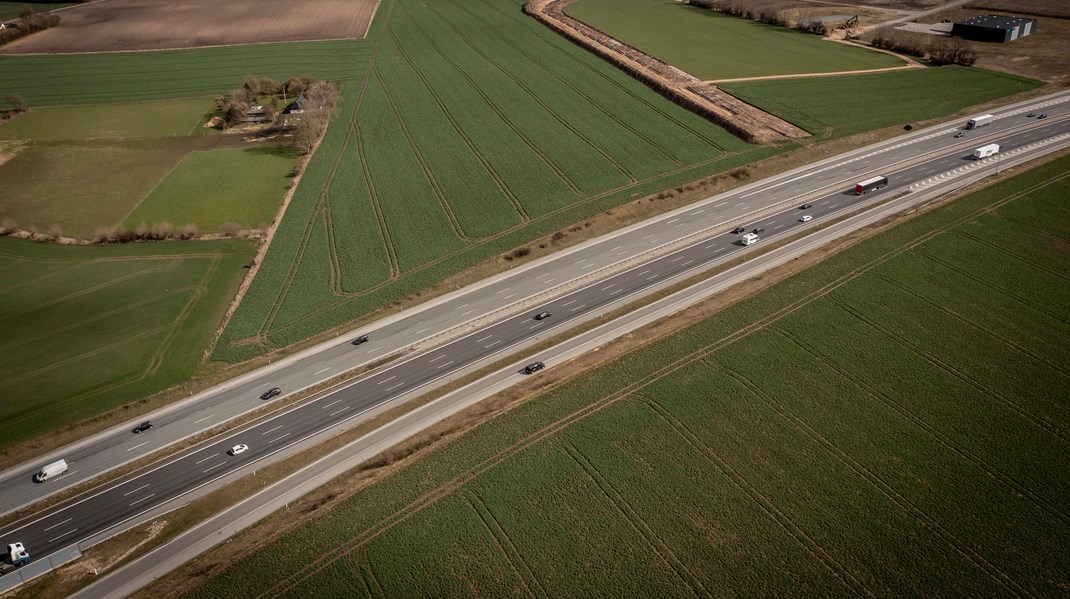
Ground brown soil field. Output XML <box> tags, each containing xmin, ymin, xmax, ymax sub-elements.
<box><xmin>0</xmin><ymin>0</ymin><xmax>379</xmax><ymax>54</ymax></box>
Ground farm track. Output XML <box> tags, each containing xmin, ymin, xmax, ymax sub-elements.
<box><xmin>463</xmin><ymin>491</ymin><xmax>548</xmax><ymax>598</ymax></box>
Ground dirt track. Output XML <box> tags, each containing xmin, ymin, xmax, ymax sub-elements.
<box><xmin>0</xmin><ymin>0</ymin><xmax>379</xmax><ymax>54</ymax></box>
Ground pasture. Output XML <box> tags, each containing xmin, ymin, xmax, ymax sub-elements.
<box><xmin>182</xmin><ymin>155</ymin><xmax>1070</xmax><ymax>598</ymax></box>
<box><xmin>721</xmin><ymin>67</ymin><xmax>1042</xmax><ymax>137</ymax></box>
<box><xmin>0</xmin><ymin>237</ymin><xmax>255</xmax><ymax>452</ymax></box>
<box><xmin>564</xmin><ymin>0</ymin><xmax>903</xmax><ymax>80</ymax></box>
<box><xmin>0</xmin><ymin>0</ymin><xmax>378</xmax><ymax>54</ymax></box>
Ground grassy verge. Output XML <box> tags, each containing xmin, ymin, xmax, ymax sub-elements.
<box><xmin>176</xmin><ymin>153</ymin><xmax>1070</xmax><ymax>597</ymax></box>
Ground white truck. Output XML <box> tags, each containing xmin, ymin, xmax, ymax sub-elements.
<box><xmin>1</xmin><ymin>542</ymin><xmax>31</xmax><ymax>576</ymax></box>
<box><xmin>973</xmin><ymin>143</ymin><xmax>1001</xmax><ymax>159</ymax></box>
<box><xmin>741</xmin><ymin>232</ymin><xmax>759</xmax><ymax>246</ymax></box>
<box><xmin>33</xmin><ymin>459</ymin><xmax>68</xmax><ymax>483</ymax></box>
<box><xmin>966</xmin><ymin>114</ymin><xmax>994</xmax><ymax>129</ymax></box>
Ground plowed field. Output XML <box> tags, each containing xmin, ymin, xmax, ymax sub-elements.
<box><xmin>0</xmin><ymin>0</ymin><xmax>379</xmax><ymax>54</ymax></box>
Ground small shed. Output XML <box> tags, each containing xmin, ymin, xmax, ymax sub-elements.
<box><xmin>952</xmin><ymin>14</ymin><xmax>1037</xmax><ymax>43</ymax></box>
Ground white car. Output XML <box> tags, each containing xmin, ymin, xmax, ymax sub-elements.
<box><xmin>799</xmin><ymin>215</ymin><xmax>813</xmax><ymax>223</ymax></box>
<box><xmin>229</xmin><ymin>444</ymin><xmax>249</xmax><ymax>456</ymax></box>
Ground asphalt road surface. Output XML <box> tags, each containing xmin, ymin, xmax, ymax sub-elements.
<box><xmin>2</xmin><ymin>93</ymin><xmax>1068</xmax><ymax>565</ymax></box>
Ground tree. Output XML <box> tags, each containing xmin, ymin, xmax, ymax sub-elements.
<box><xmin>290</xmin><ymin>81</ymin><xmax>340</xmax><ymax>154</ymax></box>
<box><xmin>259</xmin><ymin>76</ymin><xmax>278</xmax><ymax>96</ymax></box>
<box><xmin>7</xmin><ymin>93</ymin><xmax>27</xmax><ymax>113</ymax></box>
<box><xmin>243</xmin><ymin>74</ymin><xmax>261</xmax><ymax>99</ymax></box>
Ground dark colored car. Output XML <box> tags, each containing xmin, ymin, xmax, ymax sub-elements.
<box><xmin>954</xmin><ymin>132</ymin><xmax>964</xmax><ymax>138</ymax></box>
<box><xmin>732</xmin><ymin>226</ymin><xmax>747</xmax><ymax>234</ymax></box>
<box><xmin>534</xmin><ymin>311</ymin><xmax>552</xmax><ymax>320</ymax></box>
<box><xmin>800</xmin><ymin>204</ymin><xmax>812</xmax><ymax>209</ymax></box>
<box><xmin>1027</xmin><ymin>112</ymin><xmax>1036</xmax><ymax>117</ymax></box>
<box><xmin>351</xmin><ymin>335</ymin><xmax>369</xmax><ymax>345</ymax></box>
<box><xmin>752</xmin><ymin>227</ymin><xmax>764</xmax><ymax>234</ymax></box>
<box><xmin>132</xmin><ymin>421</ymin><xmax>153</xmax><ymax>434</ymax></box>
<box><xmin>259</xmin><ymin>387</ymin><xmax>282</xmax><ymax>400</ymax></box>
<box><xmin>1038</xmin><ymin>114</ymin><xmax>1047</xmax><ymax>119</ymax></box>
<box><xmin>523</xmin><ymin>362</ymin><xmax>545</xmax><ymax>375</ymax></box>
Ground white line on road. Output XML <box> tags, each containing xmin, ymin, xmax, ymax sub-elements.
<box><xmin>436</xmin><ymin>360</ymin><xmax>455</xmax><ymax>370</ymax></box>
<box><xmin>476</xmin><ymin>335</ymin><xmax>493</xmax><ymax>342</ymax></box>
<box><xmin>774</xmin><ymin>224</ymin><xmax>785</xmax><ymax>230</ymax></box>
<box><xmin>44</xmin><ymin>517</ymin><xmax>73</xmax><ymax>532</ymax></box>
<box><xmin>486</xmin><ymin>341</ymin><xmax>501</xmax><ymax>348</ymax></box>
<box><xmin>636</xmin><ymin>270</ymin><xmax>650</xmax><ymax>276</ymax></box>
<box><xmin>690</xmin><ymin>209</ymin><xmax>705</xmax><ymax>215</ymax></box>
<box><xmin>497</xmin><ymin>287</ymin><xmax>511</xmax><ymax>294</ymax></box>
<box><xmin>314</xmin><ymin>367</ymin><xmax>331</xmax><ymax>375</ymax></box>
<box><xmin>609</xmin><ymin>289</ymin><xmax>623</xmax><ymax>296</ymax></box>
<box><xmin>428</xmin><ymin>354</ymin><xmax>445</xmax><ymax>362</ymax></box>
<box><xmin>715</xmin><ymin>202</ymin><xmax>727</xmax><ymax>207</ymax></box>
<box><xmin>129</xmin><ymin>494</ymin><xmax>156</xmax><ymax>507</ymax></box>
<box><xmin>122</xmin><ymin>484</ymin><xmax>150</xmax><ymax>498</ymax></box>
<box><xmin>672</xmin><ymin>256</ymin><xmax>686</xmax><ymax>262</ymax></box>
<box><xmin>412</xmin><ymin>328</ymin><xmax>428</xmax><ymax>336</ymax></box>
<box><xmin>126</xmin><ymin>441</ymin><xmax>149</xmax><ymax>452</ymax></box>
<box><xmin>609</xmin><ymin>246</ymin><xmax>621</xmax><ymax>251</ymax></box>
<box><xmin>330</xmin><ymin>407</ymin><xmax>349</xmax><ymax>416</ymax></box>
<box><xmin>682</xmin><ymin>260</ymin><xmax>694</xmax><ymax>266</ymax></box>
<box><xmin>366</xmin><ymin>347</ymin><xmax>385</xmax><ymax>355</ymax></box>
<box><xmin>545</xmin><ymin>278</ymin><xmax>558</xmax><ymax>283</ymax></box>
<box><xmin>503</xmin><ymin>293</ymin><xmax>517</xmax><ymax>299</ymax></box>
<box><xmin>530</xmin><ymin>323</ymin><xmax>544</xmax><ymax>330</ymax></box>
<box><xmin>268</xmin><ymin>433</ymin><xmax>291</xmax><ymax>445</ymax></box>
<box><xmin>461</xmin><ymin>310</ymin><xmax>475</xmax><ymax>316</ymax></box>
<box><xmin>49</xmin><ymin>529</ymin><xmax>77</xmax><ymax>543</ymax></box>
<box><xmin>377</xmin><ymin>375</ymin><xmax>396</xmax><ymax>385</ymax></box>
<box><xmin>455</xmin><ymin>303</ymin><xmax>469</xmax><ymax>309</ymax></box>
<box><xmin>642</xmin><ymin>234</ymin><xmax>654</xmax><ymax>239</ymax></box>
<box><xmin>321</xmin><ymin>398</ymin><xmax>342</xmax><ymax>410</ymax></box>
<box><xmin>571</xmin><ymin>304</ymin><xmax>587</xmax><ymax>312</ymax></box>
<box><xmin>562</xmin><ymin>300</ymin><xmax>576</xmax><ymax>306</ymax></box>
<box><xmin>193</xmin><ymin>414</ymin><xmax>215</xmax><ymax>424</ymax></box>
<box><xmin>536</xmin><ymin>272</ymin><xmax>550</xmax><ymax>279</ymax></box>
<box><xmin>647</xmin><ymin>274</ymin><xmax>660</xmax><ymax>281</ymax></box>
<box><xmin>617</xmin><ymin>251</ymin><xmax>629</xmax><ymax>256</ymax></box>
<box><xmin>195</xmin><ymin>454</ymin><xmax>218</xmax><ymax>465</ymax></box>
<box><xmin>202</xmin><ymin>462</ymin><xmax>226</xmax><ymax>474</ymax></box>
<box><xmin>714</xmin><ymin>248</ymin><xmax>726</xmax><ymax>254</ymax></box>
<box><xmin>384</xmin><ymin>382</ymin><xmax>405</xmax><ymax>393</ymax></box>
<box><xmin>666</xmin><ymin>218</ymin><xmax>679</xmax><ymax>224</ymax></box>
<box><xmin>601</xmin><ymin>284</ymin><xmax>615</xmax><ymax>290</ymax></box>
<box><xmin>261</xmin><ymin>425</ymin><xmax>284</xmax><ymax>436</ymax></box>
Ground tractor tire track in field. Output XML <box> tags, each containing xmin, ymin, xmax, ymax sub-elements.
<box><xmin>774</xmin><ymin>325</ymin><xmax>1070</xmax><ymax>529</ymax></box>
<box><xmin>562</xmin><ymin>440</ymin><xmax>710</xmax><ymax>598</ymax></box>
<box><xmin>634</xmin><ymin>395</ymin><xmax>870</xmax><ymax>598</ymax></box>
<box><xmin>354</xmin><ymin>122</ymin><xmax>402</xmax><ymax>280</ymax></box>
<box><xmin>956</xmin><ymin>229</ymin><xmax>1070</xmax><ymax>282</ymax></box>
<box><xmin>828</xmin><ymin>296</ymin><xmax>1069</xmax><ymax>444</ymax></box>
<box><xmin>385</xmin><ymin>26</ymin><xmax>529</xmax><ymax>225</ymax></box>
<box><xmin>421</xmin><ymin>3</ymin><xmax>638</xmax><ymax>185</ymax></box>
<box><xmin>714</xmin><ymin>360</ymin><xmax>1031</xmax><ymax>598</ymax></box>
<box><xmin>141</xmin><ymin>258</ymin><xmax>220</xmax><ymax>378</ymax></box>
<box><xmin>873</xmin><ymin>273</ymin><xmax>1070</xmax><ymax>377</ymax></box>
<box><xmin>401</xmin><ymin>10</ymin><xmax>585</xmax><ymax>197</ymax></box>
<box><xmin>463</xmin><ymin>491</ymin><xmax>544</xmax><ymax>598</ymax></box>
<box><xmin>445</xmin><ymin>0</ymin><xmax>685</xmax><ymax>167</ymax></box>
<box><xmin>373</xmin><ymin>65</ymin><xmax>475</xmax><ymax>242</ymax></box>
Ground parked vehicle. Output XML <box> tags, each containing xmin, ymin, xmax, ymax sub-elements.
<box><xmin>523</xmin><ymin>362</ymin><xmax>545</xmax><ymax>374</ymax></box>
<box><xmin>973</xmin><ymin>143</ymin><xmax>1001</xmax><ymax>160</ymax></box>
<box><xmin>259</xmin><ymin>387</ymin><xmax>281</xmax><ymax>400</ymax></box>
<box><xmin>854</xmin><ymin>176</ymin><xmax>888</xmax><ymax>195</ymax></box>
<box><xmin>965</xmin><ymin>114</ymin><xmax>993</xmax><ymax>129</ymax></box>
<box><xmin>33</xmin><ymin>459</ymin><xmax>68</xmax><ymax>483</ymax></box>
<box><xmin>132</xmin><ymin>421</ymin><xmax>153</xmax><ymax>434</ymax></box>
<box><xmin>351</xmin><ymin>335</ymin><xmax>369</xmax><ymax>345</ymax></box>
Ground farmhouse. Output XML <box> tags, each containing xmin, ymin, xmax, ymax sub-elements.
<box><xmin>282</xmin><ymin>94</ymin><xmax>307</xmax><ymax>115</ymax></box>
<box><xmin>952</xmin><ymin>14</ymin><xmax>1037</xmax><ymax>43</ymax></box>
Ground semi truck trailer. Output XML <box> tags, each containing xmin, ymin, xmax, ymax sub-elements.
<box><xmin>854</xmin><ymin>176</ymin><xmax>888</xmax><ymax>195</ymax></box>
<box><xmin>966</xmin><ymin>114</ymin><xmax>994</xmax><ymax>129</ymax></box>
<box><xmin>973</xmin><ymin>143</ymin><xmax>1001</xmax><ymax>159</ymax></box>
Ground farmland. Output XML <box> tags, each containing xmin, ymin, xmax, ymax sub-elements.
<box><xmin>721</xmin><ymin>67</ymin><xmax>1042</xmax><ymax>137</ymax></box>
<box><xmin>0</xmin><ymin>237</ymin><xmax>255</xmax><ymax>452</ymax></box>
<box><xmin>0</xmin><ymin>2</ymin><xmax>78</xmax><ymax>21</ymax></box>
<box><xmin>564</xmin><ymin>0</ymin><xmax>903</xmax><ymax>80</ymax></box>
<box><xmin>180</xmin><ymin>154</ymin><xmax>1070</xmax><ymax>598</ymax></box>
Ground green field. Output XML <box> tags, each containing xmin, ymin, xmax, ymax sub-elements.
<box><xmin>565</xmin><ymin>0</ymin><xmax>902</xmax><ymax>80</ymax></box>
<box><xmin>0</xmin><ymin>1</ymin><xmax>78</xmax><ymax>21</ymax></box>
<box><xmin>721</xmin><ymin>67</ymin><xmax>1042</xmax><ymax>137</ymax></box>
<box><xmin>0</xmin><ymin>98</ymin><xmax>298</xmax><ymax>237</ymax></box>
<box><xmin>123</xmin><ymin>147</ymin><xmax>298</xmax><ymax>232</ymax></box>
<box><xmin>183</xmin><ymin>155</ymin><xmax>1070</xmax><ymax>597</ymax></box>
<box><xmin>0</xmin><ymin>237</ymin><xmax>255</xmax><ymax>451</ymax></box>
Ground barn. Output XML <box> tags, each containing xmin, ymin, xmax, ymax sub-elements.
<box><xmin>951</xmin><ymin>14</ymin><xmax>1037</xmax><ymax>43</ymax></box>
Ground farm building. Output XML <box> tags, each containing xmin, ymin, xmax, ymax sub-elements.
<box><xmin>951</xmin><ymin>14</ymin><xmax>1037</xmax><ymax>43</ymax></box>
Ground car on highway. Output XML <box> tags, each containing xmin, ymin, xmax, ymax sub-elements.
<box><xmin>259</xmin><ymin>387</ymin><xmax>282</xmax><ymax>400</ymax></box>
<box><xmin>752</xmin><ymin>227</ymin><xmax>764</xmax><ymax>234</ymax></box>
<box><xmin>523</xmin><ymin>362</ymin><xmax>545</xmax><ymax>374</ymax></box>
<box><xmin>533</xmin><ymin>311</ymin><xmax>552</xmax><ymax>320</ymax></box>
<box><xmin>1027</xmin><ymin>112</ymin><xmax>1036</xmax><ymax>117</ymax></box>
<box><xmin>732</xmin><ymin>226</ymin><xmax>746</xmax><ymax>234</ymax></box>
<box><xmin>132</xmin><ymin>421</ymin><xmax>153</xmax><ymax>434</ymax></box>
<box><xmin>229</xmin><ymin>444</ymin><xmax>249</xmax><ymax>456</ymax></box>
<box><xmin>954</xmin><ymin>132</ymin><xmax>964</xmax><ymax>138</ymax></box>
<box><xmin>800</xmin><ymin>204</ymin><xmax>812</xmax><ymax>209</ymax></box>
<box><xmin>351</xmin><ymin>335</ymin><xmax>369</xmax><ymax>345</ymax></box>
<box><xmin>1038</xmin><ymin>114</ymin><xmax>1047</xmax><ymax>119</ymax></box>
<box><xmin>800</xmin><ymin>215</ymin><xmax>813</xmax><ymax>223</ymax></box>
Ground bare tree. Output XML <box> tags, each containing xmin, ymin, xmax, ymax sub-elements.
<box><xmin>7</xmin><ymin>93</ymin><xmax>27</xmax><ymax>113</ymax></box>
<box><xmin>243</xmin><ymin>74</ymin><xmax>261</xmax><ymax>99</ymax></box>
<box><xmin>47</xmin><ymin>224</ymin><xmax>63</xmax><ymax>240</ymax></box>
<box><xmin>259</xmin><ymin>76</ymin><xmax>278</xmax><ymax>96</ymax></box>
<box><xmin>291</xmin><ymin>81</ymin><xmax>340</xmax><ymax>154</ymax></box>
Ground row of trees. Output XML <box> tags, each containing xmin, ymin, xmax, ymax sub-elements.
<box><xmin>214</xmin><ymin>75</ymin><xmax>340</xmax><ymax>153</ymax></box>
<box><xmin>871</xmin><ymin>27</ymin><xmax>977</xmax><ymax>66</ymax></box>
<box><xmin>0</xmin><ymin>7</ymin><xmax>61</xmax><ymax>46</ymax></box>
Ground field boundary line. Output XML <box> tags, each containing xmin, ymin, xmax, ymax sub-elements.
<box><xmin>706</xmin><ymin>64</ymin><xmax>919</xmax><ymax>85</ymax></box>
<box><xmin>463</xmin><ymin>491</ymin><xmax>544</xmax><ymax>598</ymax></box>
<box><xmin>636</xmin><ymin>396</ymin><xmax>870</xmax><ymax>597</ymax></box>
<box><xmin>775</xmin><ymin>325</ymin><xmax>1070</xmax><ymax>529</ymax></box>
<box><xmin>716</xmin><ymin>360</ymin><xmax>1029</xmax><ymax>597</ymax></box>
<box><xmin>562</xmin><ymin>440</ymin><xmax>709</xmax><ymax>598</ymax></box>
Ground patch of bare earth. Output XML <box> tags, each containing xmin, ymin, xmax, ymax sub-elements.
<box><xmin>0</xmin><ymin>0</ymin><xmax>380</xmax><ymax>54</ymax></box>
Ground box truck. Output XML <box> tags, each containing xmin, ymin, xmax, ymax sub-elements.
<box><xmin>854</xmin><ymin>176</ymin><xmax>888</xmax><ymax>195</ymax></box>
<box><xmin>966</xmin><ymin>114</ymin><xmax>993</xmax><ymax>129</ymax></box>
<box><xmin>33</xmin><ymin>459</ymin><xmax>68</xmax><ymax>482</ymax></box>
<box><xmin>741</xmin><ymin>232</ymin><xmax>759</xmax><ymax>246</ymax></box>
<box><xmin>973</xmin><ymin>143</ymin><xmax>1001</xmax><ymax>159</ymax></box>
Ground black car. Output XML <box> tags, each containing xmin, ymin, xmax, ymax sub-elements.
<box><xmin>1027</xmin><ymin>112</ymin><xmax>1036</xmax><ymax>117</ymax></box>
<box><xmin>800</xmin><ymin>204</ymin><xmax>812</xmax><ymax>209</ymax></box>
<box><xmin>132</xmin><ymin>421</ymin><xmax>153</xmax><ymax>434</ymax></box>
<box><xmin>534</xmin><ymin>311</ymin><xmax>552</xmax><ymax>320</ymax></box>
<box><xmin>752</xmin><ymin>227</ymin><xmax>764</xmax><ymax>234</ymax></box>
<box><xmin>732</xmin><ymin>226</ymin><xmax>746</xmax><ymax>234</ymax></box>
<box><xmin>523</xmin><ymin>362</ymin><xmax>545</xmax><ymax>375</ymax></box>
<box><xmin>1038</xmin><ymin>114</ymin><xmax>1047</xmax><ymax>119</ymax></box>
<box><xmin>351</xmin><ymin>335</ymin><xmax>369</xmax><ymax>345</ymax></box>
<box><xmin>954</xmin><ymin>132</ymin><xmax>964</xmax><ymax>138</ymax></box>
<box><xmin>259</xmin><ymin>387</ymin><xmax>282</xmax><ymax>400</ymax></box>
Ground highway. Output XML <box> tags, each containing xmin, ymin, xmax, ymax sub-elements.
<box><xmin>1</xmin><ymin>91</ymin><xmax>1068</xmax><ymax>567</ymax></box>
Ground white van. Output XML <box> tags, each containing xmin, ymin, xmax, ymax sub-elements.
<box><xmin>741</xmin><ymin>233</ymin><xmax>759</xmax><ymax>246</ymax></box>
<box><xmin>33</xmin><ymin>459</ymin><xmax>68</xmax><ymax>482</ymax></box>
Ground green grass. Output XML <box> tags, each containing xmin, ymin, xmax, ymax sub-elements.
<box><xmin>123</xmin><ymin>147</ymin><xmax>299</xmax><ymax>233</ymax></box>
<box><xmin>0</xmin><ymin>1</ymin><xmax>78</xmax><ymax>21</ymax></box>
<box><xmin>0</xmin><ymin>97</ymin><xmax>214</xmax><ymax>140</ymax></box>
<box><xmin>183</xmin><ymin>155</ymin><xmax>1070</xmax><ymax>598</ymax></box>
<box><xmin>721</xmin><ymin>67</ymin><xmax>1043</xmax><ymax>137</ymax></box>
<box><xmin>565</xmin><ymin>0</ymin><xmax>902</xmax><ymax>80</ymax></box>
<box><xmin>0</xmin><ymin>237</ymin><xmax>255</xmax><ymax>451</ymax></box>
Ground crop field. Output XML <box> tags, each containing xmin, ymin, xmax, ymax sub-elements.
<box><xmin>564</xmin><ymin>0</ymin><xmax>903</xmax><ymax>80</ymax></box>
<box><xmin>0</xmin><ymin>97</ymin><xmax>216</xmax><ymax>141</ymax></box>
<box><xmin>183</xmin><ymin>155</ymin><xmax>1070</xmax><ymax>598</ymax></box>
<box><xmin>0</xmin><ymin>2</ymin><xmax>79</xmax><ymax>21</ymax></box>
<box><xmin>0</xmin><ymin>0</ymin><xmax>378</xmax><ymax>54</ymax></box>
<box><xmin>0</xmin><ymin>40</ymin><xmax>367</xmax><ymax>106</ymax></box>
<box><xmin>123</xmin><ymin>147</ymin><xmax>299</xmax><ymax>232</ymax></box>
<box><xmin>213</xmin><ymin>0</ymin><xmax>789</xmax><ymax>361</ymax></box>
<box><xmin>721</xmin><ymin>67</ymin><xmax>1042</xmax><ymax>137</ymax></box>
<box><xmin>0</xmin><ymin>237</ymin><xmax>255</xmax><ymax>451</ymax></box>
